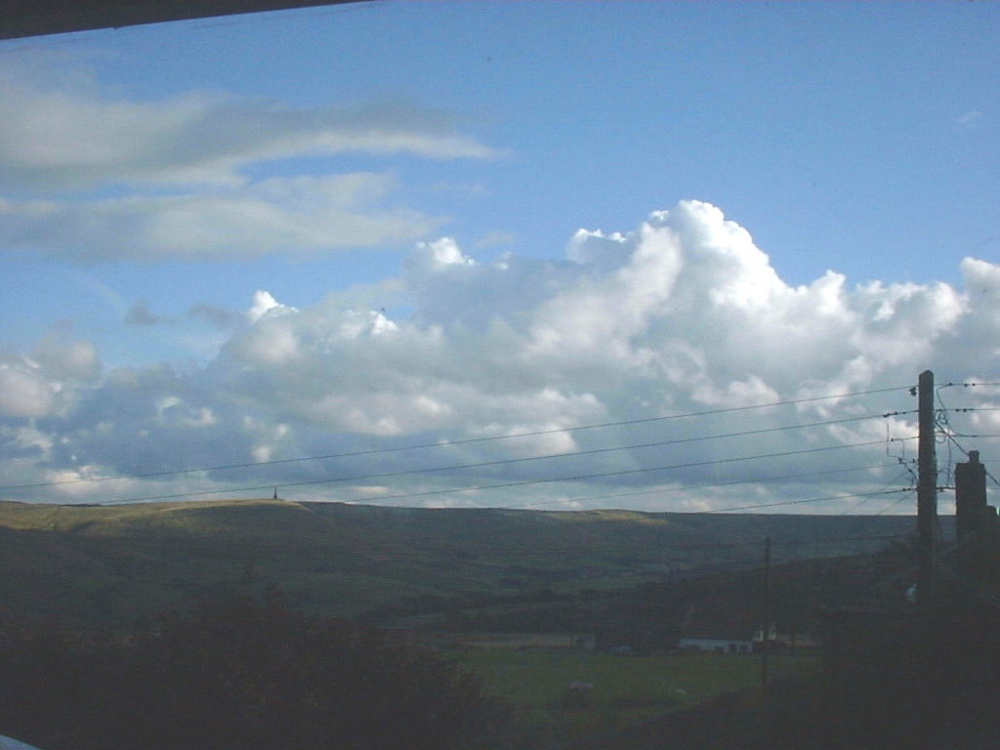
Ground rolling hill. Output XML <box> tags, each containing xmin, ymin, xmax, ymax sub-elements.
<box><xmin>0</xmin><ymin>499</ymin><xmax>925</xmax><ymax>629</ymax></box>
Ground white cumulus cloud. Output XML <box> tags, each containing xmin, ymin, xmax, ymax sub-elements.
<box><xmin>0</xmin><ymin>201</ymin><xmax>996</xmax><ymax>512</ymax></box>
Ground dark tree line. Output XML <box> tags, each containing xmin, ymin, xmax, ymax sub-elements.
<box><xmin>752</xmin><ymin>534</ymin><xmax>1000</xmax><ymax>750</ymax></box>
<box><xmin>0</xmin><ymin>590</ymin><xmax>505</xmax><ymax>750</ymax></box>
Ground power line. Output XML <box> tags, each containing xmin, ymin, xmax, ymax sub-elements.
<box><xmin>2</xmin><ymin>397</ymin><xmax>915</xmax><ymax>493</ymax></box>
<box><xmin>105</xmin><ymin>435</ymin><xmax>916</xmax><ymax>506</ymax></box>
<box><xmin>873</xmin><ymin>492</ymin><xmax>916</xmax><ymax>516</ymax></box>
<box><xmin>702</xmin><ymin>488</ymin><xmax>912</xmax><ymax>514</ymax></box>
<box><xmin>934</xmin><ymin>390</ymin><xmax>1000</xmax><ymax>487</ymax></box>
<box><xmin>835</xmin><ymin>465</ymin><xmax>915</xmax><ymax>516</ymax></box>
<box><xmin>939</xmin><ymin>381</ymin><xmax>1000</xmax><ymax>390</ymax></box>
<box><xmin>498</xmin><ymin>461</ymin><xmax>906</xmax><ymax>512</ymax></box>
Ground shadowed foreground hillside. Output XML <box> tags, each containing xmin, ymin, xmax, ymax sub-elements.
<box><xmin>0</xmin><ymin>499</ymin><xmax>919</xmax><ymax>630</ymax></box>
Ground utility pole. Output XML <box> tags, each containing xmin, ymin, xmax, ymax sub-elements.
<box><xmin>760</xmin><ymin>536</ymin><xmax>771</xmax><ymax>698</ymax></box>
<box><xmin>916</xmin><ymin>369</ymin><xmax>937</xmax><ymax>611</ymax></box>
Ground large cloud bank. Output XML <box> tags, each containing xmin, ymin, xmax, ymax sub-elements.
<box><xmin>2</xmin><ymin>201</ymin><xmax>997</xmax><ymax>511</ymax></box>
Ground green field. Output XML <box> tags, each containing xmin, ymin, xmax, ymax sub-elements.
<box><xmin>458</xmin><ymin>650</ymin><xmax>821</xmax><ymax>749</ymax></box>
<box><xmin>0</xmin><ymin>500</ymin><xmax>912</xmax><ymax>747</ymax></box>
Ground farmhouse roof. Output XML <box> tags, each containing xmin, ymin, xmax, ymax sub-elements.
<box><xmin>680</xmin><ymin>629</ymin><xmax>754</xmax><ymax>642</ymax></box>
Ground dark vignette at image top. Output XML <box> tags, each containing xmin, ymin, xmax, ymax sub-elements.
<box><xmin>0</xmin><ymin>0</ymin><xmax>367</xmax><ymax>41</ymax></box>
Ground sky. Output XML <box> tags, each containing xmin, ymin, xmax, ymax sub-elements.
<box><xmin>0</xmin><ymin>1</ymin><xmax>997</xmax><ymax>514</ymax></box>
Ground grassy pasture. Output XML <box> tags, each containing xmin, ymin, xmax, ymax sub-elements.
<box><xmin>459</xmin><ymin>650</ymin><xmax>821</xmax><ymax>749</ymax></box>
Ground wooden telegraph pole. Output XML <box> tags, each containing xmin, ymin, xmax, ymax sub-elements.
<box><xmin>916</xmin><ymin>369</ymin><xmax>937</xmax><ymax>610</ymax></box>
<box><xmin>760</xmin><ymin>536</ymin><xmax>771</xmax><ymax>698</ymax></box>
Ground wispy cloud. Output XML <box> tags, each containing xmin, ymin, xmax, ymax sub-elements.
<box><xmin>0</xmin><ymin>58</ymin><xmax>496</xmax><ymax>261</ymax></box>
<box><xmin>0</xmin><ymin>63</ymin><xmax>499</xmax><ymax>192</ymax></box>
<box><xmin>957</xmin><ymin>110</ymin><xmax>984</xmax><ymax>128</ymax></box>
<box><xmin>0</xmin><ymin>173</ymin><xmax>446</xmax><ymax>261</ymax></box>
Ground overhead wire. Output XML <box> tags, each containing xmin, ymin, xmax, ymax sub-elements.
<box><xmin>835</xmin><ymin>463</ymin><xmax>916</xmax><ymax>516</ymax></box>
<box><xmin>5</xmin><ymin>382</ymin><xmax>925</xmax><ymax>519</ymax></box>
<box><xmin>938</xmin><ymin>381</ymin><xmax>1000</xmax><ymax>390</ymax></box>
<box><xmin>0</xmin><ymin>387</ymin><xmax>915</xmax><ymax>493</ymax></box>
<box><xmin>873</xmin><ymin>491</ymin><xmax>916</xmax><ymax>516</ymax></box>
<box><xmin>104</xmin><ymin>435</ymin><xmax>917</xmax><ymax>506</ymax></box>
<box><xmin>499</xmin><ymin>461</ymin><xmax>906</xmax><ymax>512</ymax></box>
<box><xmin>935</xmin><ymin>386</ymin><xmax>1000</xmax><ymax>487</ymax></box>
<box><xmin>701</xmin><ymin>488</ymin><xmax>911</xmax><ymax>515</ymax></box>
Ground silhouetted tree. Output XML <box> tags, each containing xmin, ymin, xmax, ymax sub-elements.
<box><xmin>751</xmin><ymin>535</ymin><xmax>1000</xmax><ymax>750</ymax></box>
<box><xmin>0</xmin><ymin>590</ymin><xmax>504</xmax><ymax>750</ymax></box>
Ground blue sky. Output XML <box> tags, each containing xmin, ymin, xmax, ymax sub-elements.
<box><xmin>0</xmin><ymin>1</ymin><xmax>997</xmax><ymax>511</ymax></box>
